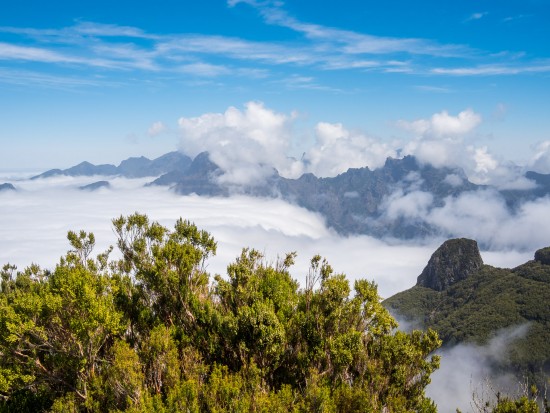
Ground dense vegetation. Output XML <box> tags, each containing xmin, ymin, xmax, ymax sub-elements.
<box><xmin>384</xmin><ymin>242</ymin><xmax>550</xmax><ymax>393</ymax></box>
<box><xmin>0</xmin><ymin>214</ymin><xmax>444</xmax><ymax>412</ymax></box>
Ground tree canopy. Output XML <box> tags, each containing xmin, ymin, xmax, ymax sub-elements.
<box><xmin>0</xmin><ymin>213</ymin><xmax>529</xmax><ymax>412</ymax></box>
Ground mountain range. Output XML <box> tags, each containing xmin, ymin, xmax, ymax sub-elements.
<box><xmin>31</xmin><ymin>151</ymin><xmax>192</xmax><ymax>180</ymax></box>
<box><xmin>27</xmin><ymin>151</ymin><xmax>550</xmax><ymax>240</ymax></box>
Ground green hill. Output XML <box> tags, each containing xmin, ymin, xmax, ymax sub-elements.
<box><xmin>384</xmin><ymin>240</ymin><xmax>550</xmax><ymax>386</ymax></box>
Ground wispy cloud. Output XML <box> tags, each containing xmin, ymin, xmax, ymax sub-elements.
<box><xmin>236</xmin><ymin>1</ymin><xmax>469</xmax><ymax>58</ymax></box>
<box><xmin>502</xmin><ymin>14</ymin><xmax>531</xmax><ymax>23</ymax></box>
<box><xmin>414</xmin><ymin>85</ymin><xmax>453</xmax><ymax>93</ymax></box>
<box><xmin>464</xmin><ymin>12</ymin><xmax>489</xmax><ymax>22</ymax></box>
<box><xmin>0</xmin><ymin>1</ymin><xmax>547</xmax><ymax>91</ymax></box>
<box><xmin>0</xmin><ymin>67</ymin><xmax>119</xmax><ymax>89</ymax></box>
<box><xmin>432</xmin><ymin>62</ymin><xmax>550</xmax><ymax>76</ymax></box>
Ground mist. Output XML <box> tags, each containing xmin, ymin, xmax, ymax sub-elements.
<box><xmin>427</xmin><ymin>324</ymin><xmax>531</xmax><ymax>413</ymax></box>
<box><xmin>0</xmin><ymin>174</ymin><xmax>436</xmax><ymax>298</ymax></box>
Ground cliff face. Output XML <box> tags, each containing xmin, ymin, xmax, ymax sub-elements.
<box><xmin>534</xmin><ymin>247</ymin><xmax>550</xmax><ymax>265</ymax></box>
<box><xmin>416</xmin><ymin>238</ymin><xmax>483</xmax><ymax>291</ymax></box>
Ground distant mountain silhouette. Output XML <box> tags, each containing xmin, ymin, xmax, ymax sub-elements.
<box><xmin>31</xmin><ymin>151</ymin><xmax>192</xmax><ymax>180</ymax></box>
<box><xmin>79</xmin><ymin>181</ymin><xmax>111</xmax><ymax>191</ymax></box>
<box><xmin>0</xmin><ymin>183</ymin><xmax>16</xmax><ymax>192</ymax></box>
<box><xmin>31</xmin><ymin>151</ymin><xmax>550</xmax><ymax>240</ymax></box>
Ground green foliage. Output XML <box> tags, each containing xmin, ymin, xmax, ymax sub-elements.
<box><xmin>384</xmin><ymin>261</ymin><xmax>550</xmax><ymax>389</ymax></box>
<box><xmin>0</xmin><ymin>214</ymin><xmax>442</xmax><ymax>412</ymax></box>
<box><xmin>491</xmin><ymin>396</ymin><xmax>539</xmax><ymax>413</ymax></box>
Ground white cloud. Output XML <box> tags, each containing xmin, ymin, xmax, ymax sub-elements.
<box><xmin>178</xmin><ymin>62</ymin><xmax>230</xmax><ymax>77</ymax></box>
<box><xmin>397</xmin><ymin>109</ymin><xmax>535</xmax><ymax>188</ymax></box>
<box><xmin>531</xmin><ymin>140</ymin><xmax>550</xmax><ymax>173</ymax></box>
<box><xmin>382</xmin><ymin>189</ymin><xmax>434</xmax><ymax>221</ymax></box>
<box><xmin>178</xmin><ymin>101</ymin><xmax>303</xmax><ymax>186</ymax></box>
<box><xmin>177</xmin><ymin>102</ymin><xmax>400</xmax><ymax>182</ymax></box>
<box><xmin>0</xmin><ymin>42</ymin><xmax>114</xmax><ymax>68</ymax></box>
<box><xmin>464</xmin><ymin>12</ymin><xmax>489</xmax><ymax>22</ymax></box>
<box><xmin>398</xmin><ymin>109</ymin><xmax>481</xmax><ymax>138</ymax></box>
<box><xmin>1</xmin><ymin>170</ymin><xmax>544</xmax><ymax>299</ymax></box>
<box><xmin>305</xmin><ymin>122</ymin><xmax>397</xmax><ymax>176</ymax></box>
<box><xmin>175</xmin><ymin>102</ymin><xmax>544</xmax><ymax>191</ymax></box>
<box><xmin>148</xmin><ymin>121</ymin><xmax>167</xmax><ymax>137</ymax></box>
<box><xmin>425</xmin><ymin>190</ymin><xmax>550</xmax><ymax>250</ymax></box>
<box><xmin>443</xmin><ymin>173</ymin><xmax>463</xmax><ymax>187</ymax></box>
<box><xmin>242</xmin><ymin>1</ymin><xmax>468</xmax><ymax>58</ymax></box>
<box><xmin>431</xmin><ymin>64</ymin><xmax>550</xmax><ymax>76</ymax></box>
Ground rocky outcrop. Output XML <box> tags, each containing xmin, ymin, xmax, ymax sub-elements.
<box><xmin>417</xmin><ymin>238</ymin><xmax>483</xmax><ymax>291</ymax></box>
<box><xmin>0</xmin><ymin>183</ymin><xmax>16</xmax><ymax>191</ymax></box>
<box><xmin>79</xmin><ymin>181</ymin><xmax>111</xmax><ymax>191</ymax></box>
<box><xmin>535</xmin><ymin>247</ymin><xmax>550</xmax><ymax>266</ymax></box>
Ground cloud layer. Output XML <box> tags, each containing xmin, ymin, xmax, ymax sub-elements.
<box><xmin>176</xmin><ymin>102</ymin><xmax>550</xmax><ymax>191</ymax></box>
<box><xmin>0</xmin><ymin>173</ymin><xmax>540</xmax><ymax>411</ymax></box>
<box><xmin>0</xmin><ymin>174</ymin><xmax>535</xmax><ymax>298</ymax></box>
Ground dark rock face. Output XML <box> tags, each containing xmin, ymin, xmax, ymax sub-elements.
<box><xmin>535</xmin><ymin>247</ymin><xmax>550</xmax><ymax>265</ymax></box>
<box><xmin>417</xmin><ymin>238</ymin><xmax>483</xmax><ymax>291</ymax></box>
<box><xmin>79</xmin><ymin>181</ymin><xmax>111</xmax><ymax>191</ymax></box>
<box><xmin>0</xmin><ymin>183</ymin><xmax>16</xmax><ymax>191</ymax></box>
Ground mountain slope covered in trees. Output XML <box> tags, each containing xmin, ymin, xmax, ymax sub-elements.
<box><xmin>384</xmin><ymin>239</ymin><xmax>550</xmax><ymax>390</ymax></box>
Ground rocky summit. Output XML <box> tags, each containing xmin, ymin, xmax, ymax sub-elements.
<box><xmin>534</xmin><ymin>246</ymin><xmax>550</xmax><ymax>265</ymax></box>
<box><xmin>416</xmin><ymin>238</ymin><xmax>483</xmax><ymax>291</ymax></box>
<box><xmin>0</xmin><ymin>183</ymin><xmax>16</xmax><ymax>192</ymax></box>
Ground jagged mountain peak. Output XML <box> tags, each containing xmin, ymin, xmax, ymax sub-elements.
<box><xmin>0</xmin><ymin>183</ymin><xmax>16</xmax><ymax>192</ymax></box>
<box><xmin>416</xmin><ymin>238</ymin><xmax>483</xmax><ymax>291</ymax></box>
<box><xmin>534</xmin><ymin>247</ymin><xmax>550</xmax><ymax>265</ymax></box>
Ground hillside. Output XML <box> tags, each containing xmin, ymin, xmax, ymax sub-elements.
<box><xmin>384</xmin><ymin>239</ymin><xmax>550</xmax><ymax>385</ymax></box>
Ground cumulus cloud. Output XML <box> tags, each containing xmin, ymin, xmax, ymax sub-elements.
<box><xmin>531</xmin><ymin>140</ymin><xmax>550</xmax><ymax>173</ymax></box>
<box><xmin>178</xmin><ymin>101</ymin><xmax>303</xmax><ymax>186</ymax></box>
<box><xmin>304</xmin><ymin>122</ymin><xmax>397</xmax><ymax>176</ymax></box>
<box><xmin>175</xmin><ymin>102</ymin><xmax>545</xmax><ymax>191</ymax></box>
<box><xmin>379</xmin><ymin>185</ymin><xmax>550</xmax><ymax>251</ymax></box>
<box><xmin>397</xmin><ymin>109</ymin><xmax>537</xmax><ymax>189</ymax></box>
<box><xmin>398</xmin><ymin>109</ymin><xmax>481</xmax><ymax>139</ymax></box>
<box><xmin>399</xmin><ymin>109</ymin><xmax>485</xmax><ymax>173</ymax></box>
<box><xmin>178</xmin><ymin>101</ymin><xmax>397</xmax><ymax>185</ymax></box>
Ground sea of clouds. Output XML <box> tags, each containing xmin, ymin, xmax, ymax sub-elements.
<box><xmin>0</xmin><ymin>172</ymin><xmax>537</xmax><ymax>298</ymax></box>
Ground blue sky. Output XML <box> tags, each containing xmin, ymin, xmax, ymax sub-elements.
<box><xmin>1</xmin><ymin>0</ymin><xmax>550</xmax><ymax>171</ymax></box>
